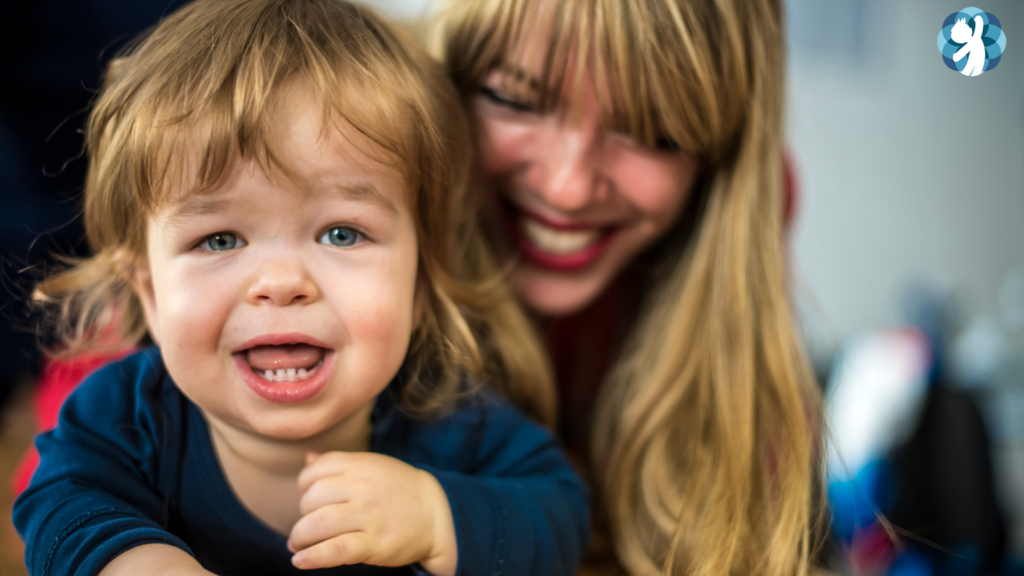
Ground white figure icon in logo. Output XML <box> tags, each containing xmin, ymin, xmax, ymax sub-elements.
<box><xmin>951</xmin><ymin>15</ymin><xmax>986</xmax><ymax>76</ymax></box>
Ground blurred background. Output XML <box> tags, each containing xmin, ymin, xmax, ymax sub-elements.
<box><xmin>788</xmin><ymin>1</ymin><xmax>1023</xmax><ymax>574</ymax></box>
<box><xmin>0</xmin><ymin>0</ymin><xmax>1021</xmax><ymax>574</ymax></box>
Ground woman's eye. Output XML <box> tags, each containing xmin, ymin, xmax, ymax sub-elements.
<box><xmin>318</xmin><ymin>226</ymin><xmax>363</xmax><ymax>248</ymax></box>
<box><xmin>654</xmin><ymin>135</ymin><xmax>682</xmax><ymax>152</ymax></box>
<box><xmin>479</xmin><ymin>86</ymin><xmax>536</xmax><ymax>113</ymax></box>
<box><xmin>200</xmin><ymin>232</ymin><xmax>245</xmax><ymax>252</ymax></box>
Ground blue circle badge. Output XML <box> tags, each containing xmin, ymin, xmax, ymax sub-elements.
<box><xmin>937</xmin><ymin>7</ymin><xmax>1007</xmax><ymax>76</ymax></box>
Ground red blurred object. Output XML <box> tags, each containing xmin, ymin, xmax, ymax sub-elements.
<box><xmin>849</xmin><ymin>524</ymin><xmax>898</xmax><ymax>576</ymax></box>
<box><xmin>12</xmin><ymin>350</ymin><xmax>134</xmax><ymax>496</ymax></box>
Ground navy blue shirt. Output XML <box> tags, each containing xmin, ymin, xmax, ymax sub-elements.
<box><xmin>14</xmin><ymin>348</ymin><xmax>588</xmax><ymax>576</ymax></box>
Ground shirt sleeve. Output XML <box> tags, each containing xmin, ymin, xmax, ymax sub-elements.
<box><xmin>415</xmin><ymin>394</ymin><xmax>590</xmax><ymax>576</ymax></box>
<box><xmin>13</xmin><ymin>352</ymin><xmax>193</xmax><ymax>576</ymax></box>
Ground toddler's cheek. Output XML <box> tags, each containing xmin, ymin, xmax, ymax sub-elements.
<box><xmin>358</xmin><ymin>306</ymin><xmax>413</xmax><ymax>362</ymax></box>
<box><xmin>163</xmin><ymin>296</ymin><xmax>229</xmax><ymax>351</ymax></box>
<box><xmin>157</xmin><ymin>290</ymin><xmax>235</xmax><ymax>393</ymax></box>
<box><xmin>338</xmin><ymin>296</ymin><xmax>413</xmax><ymax>385</ymax></box>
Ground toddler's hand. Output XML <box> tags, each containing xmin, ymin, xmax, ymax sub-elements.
<box><xmin>288</xmin><ymin>452</ymin><xmax>457</xmax><ymax>575</ymax></box>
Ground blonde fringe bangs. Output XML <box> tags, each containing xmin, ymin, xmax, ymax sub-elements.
<box><xmin>435</xmin><ymin>0</ymin><xmax>826</xmax><ymax>573</ymax></box>
<box><xmin>36</xmin><ymin>0</ymin><xmax>556</xmax><ymax>425</ymax></box>
<box><xmin>433</xmin><ymin>0</ymin><xmax>748</xmax><ymax>163</ymax></box>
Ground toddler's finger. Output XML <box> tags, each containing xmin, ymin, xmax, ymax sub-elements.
<box><xmin>292</xmin><ymin>532</ymin><xmax>371</xmax><ymax>570</ymax></box>
<box><xmin>289</xmin><ymin>502</ymin><xmax>362</xmax><ymax>552</ymax></box>
<box><xmin>297</xmin><ymin>451</ymin><xmax>358</xmax><ymax>493</ymax></box>
<box><xmin>298</xmin><ymin>475</ymin><xmax>353</xmax><ymax>516</ymax></box>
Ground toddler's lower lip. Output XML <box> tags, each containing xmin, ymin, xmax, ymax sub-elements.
<box><xmin>234</xmin><ymin>351</ymin><xmax>334</xmax><ymax>403</ymax></box>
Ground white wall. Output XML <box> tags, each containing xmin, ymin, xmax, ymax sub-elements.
<box><xmin>786</xmin><ymin>0</ymin><xmax>1024</xmax><ymax>360</ymax></box>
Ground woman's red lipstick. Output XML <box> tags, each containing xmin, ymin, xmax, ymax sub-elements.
<box><xmin>502</xmin><ymin>202</ymin><xmax>619</xmax><ymax>271</ymax></box>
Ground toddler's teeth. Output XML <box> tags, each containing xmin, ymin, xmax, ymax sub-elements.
<box><xmin>264</xmin><ymin>369</ymin><xmax>274</xmax><ymax>381</ymax></box>
<box><xmin>298</xmin><ymin>368</ymin><xmax>308</xmax><ymax>378</ymax></box>
<box><xmin>276</xmin><ymin>369</ymin><xmax>286</xmax><ymax>381</ymax></box>
<box><xmin>287</xmin><ymin>368</ymin><xmax>296</xmax><ymax>381</ymax></box>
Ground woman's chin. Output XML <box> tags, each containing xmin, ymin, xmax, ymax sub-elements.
<box><xmin>511</xmin><ymin>263</ymin><xmax>613</xmax><ymax>317</ymax></box>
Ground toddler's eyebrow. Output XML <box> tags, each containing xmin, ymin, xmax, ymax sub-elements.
<box><xmin>163</xmin><ymin>181</ymin><xmax>398</xmax><ymax>227</ymax></box>
<box><xmin>165</xmin><ymin>196</ymin><xmax>233</xmax><ymax>228</ymax></box>
<box><xmin>326</xmin><ymin>181</ymin><xmax>398</xmax><ymax>215</ymax></box>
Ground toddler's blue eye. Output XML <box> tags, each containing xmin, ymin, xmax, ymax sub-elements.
<box><xmin>319</xmin><ymin>227</ymin><xmax>361</xmax><ymax>247</ymax></box>
<box><xmin>202</xmin><ymin>232</ymin><xmax>241</xmax><ymax>252</ymax></box>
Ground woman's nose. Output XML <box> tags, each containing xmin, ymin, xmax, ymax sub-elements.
<box><xmin>531</xmin><ymin>126</ymin><xmax>606</xmax><ymax>212</ymax></box>
<box><xmin>246</xmin><ymin>259</ymin><xmax>320</xmax><ymax>306</ymax></box>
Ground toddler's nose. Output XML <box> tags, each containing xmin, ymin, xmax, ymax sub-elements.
<box><xmin>247</xmin><ymin>260</ymin><xmax>319</xmax><ymax>306</ymax></box>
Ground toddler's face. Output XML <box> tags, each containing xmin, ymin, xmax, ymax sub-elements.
<box><xmin>133</xmin><ymin>86</ymin><xmax>418</xmax><ymax>440</ymax></box>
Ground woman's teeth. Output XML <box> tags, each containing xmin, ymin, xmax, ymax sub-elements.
<box><xmin>521</xmin><ymin>216</ymin><xmax>602</xmax><ymax>255</ymax></box>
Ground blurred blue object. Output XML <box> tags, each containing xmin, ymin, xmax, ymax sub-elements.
<box><xmin>888</xmin><ymin>550</ymin><xmax>934</xmax><ymax>576</ymax></box>
<box><xmin>829</xmin><ymin>459</ymin><xmax>894</xmax><ymax>543</ymax></box>
<box><xmin>826</xmin><ymin>328</ymin><xmax>933</xmax><ymax>574</ymax></box>
<box><xmin>825</xmin><ymin>318</ymin><xmax>1011</xmax><ymax>574</ymax></box>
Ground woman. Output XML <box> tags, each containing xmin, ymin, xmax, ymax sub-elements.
<box><xmin>432</xmin><ymin>0</ymin><xmax>825</xmax><ymax>574</ymax></box>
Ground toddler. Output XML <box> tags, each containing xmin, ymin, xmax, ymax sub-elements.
<box><xmin>13</xmin><ymin>0</ymin><xmax>587</xmax><ymax>574</ymax></box>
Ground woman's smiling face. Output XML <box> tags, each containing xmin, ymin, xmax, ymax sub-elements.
<box><xmin>132</xmin><ymin>85</ymin><xmax>419</xmax><ymax>441</ymax></box>
<box><xmin>474</xmin><ymin>62</ymin><xmax>700</xmax><ymax>316</ymax></box>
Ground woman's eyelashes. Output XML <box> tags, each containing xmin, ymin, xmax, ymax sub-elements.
<box><xmin>654</xmin><ymin>135</ymin><xmax>682</xmax><ymax>153</ymax></box>
<box><xmin>480</xmin><ymin>84</ymin><xmax>684</xmax><ymax>154</ymax></box>
<box><xmin>607</xmin><ymin>131</ymin><xmax>687</xmax><ymax>157</ymax></box>
<box><xmin>318</xmin><ymin>226</ymin><xmax>364</xmax><ymax>248</ymax></box>
<box><xmin>479</xmin><ymin>86</ymin><xmax>536</xmax><ymax>113</ymax></box>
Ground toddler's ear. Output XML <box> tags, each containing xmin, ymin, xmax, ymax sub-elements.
<box><xmin>129</xmin><ymin>261</ymin><xmax>161</xmax><ymax>346</ymax></box>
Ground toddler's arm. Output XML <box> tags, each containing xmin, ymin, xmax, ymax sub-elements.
<box><xmin>288</xmin><ymin>392</ymin><xmax>589</xmax><ymax>575</ymax></box>
<box><xmin>13</xmin><ymin>357</ymin><xmax>199</xmax><ymax>576</ymax></box>
<box><xmin>99</xmin><ymin>545</ymin><xmax>211</xmax><ymax>576</ymax></box>
<box><xmin>412</xmin><ymin>393</ymin><xmax>590</xmax><ymax>576</ymax></box>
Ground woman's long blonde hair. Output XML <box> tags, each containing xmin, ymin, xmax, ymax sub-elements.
<box><xmin>34</xmin><ymin>0</ymin><xmax>556</xmax><ymax>425</ymax></box>
<box><xmin>434</xmin><ymin>0</ymin><xmax>825</xmax><ymax>573</ymax></box>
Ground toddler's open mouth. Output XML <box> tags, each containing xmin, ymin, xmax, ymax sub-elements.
<box><xmin>244</xmin><ymin>343</ymin><xmax>325</xmax><ymax>383</ymax></box>
<box><xmin>233</xmin><ymin>334</ymin><xmax>335</xmax><ymax>403</ymax></box>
